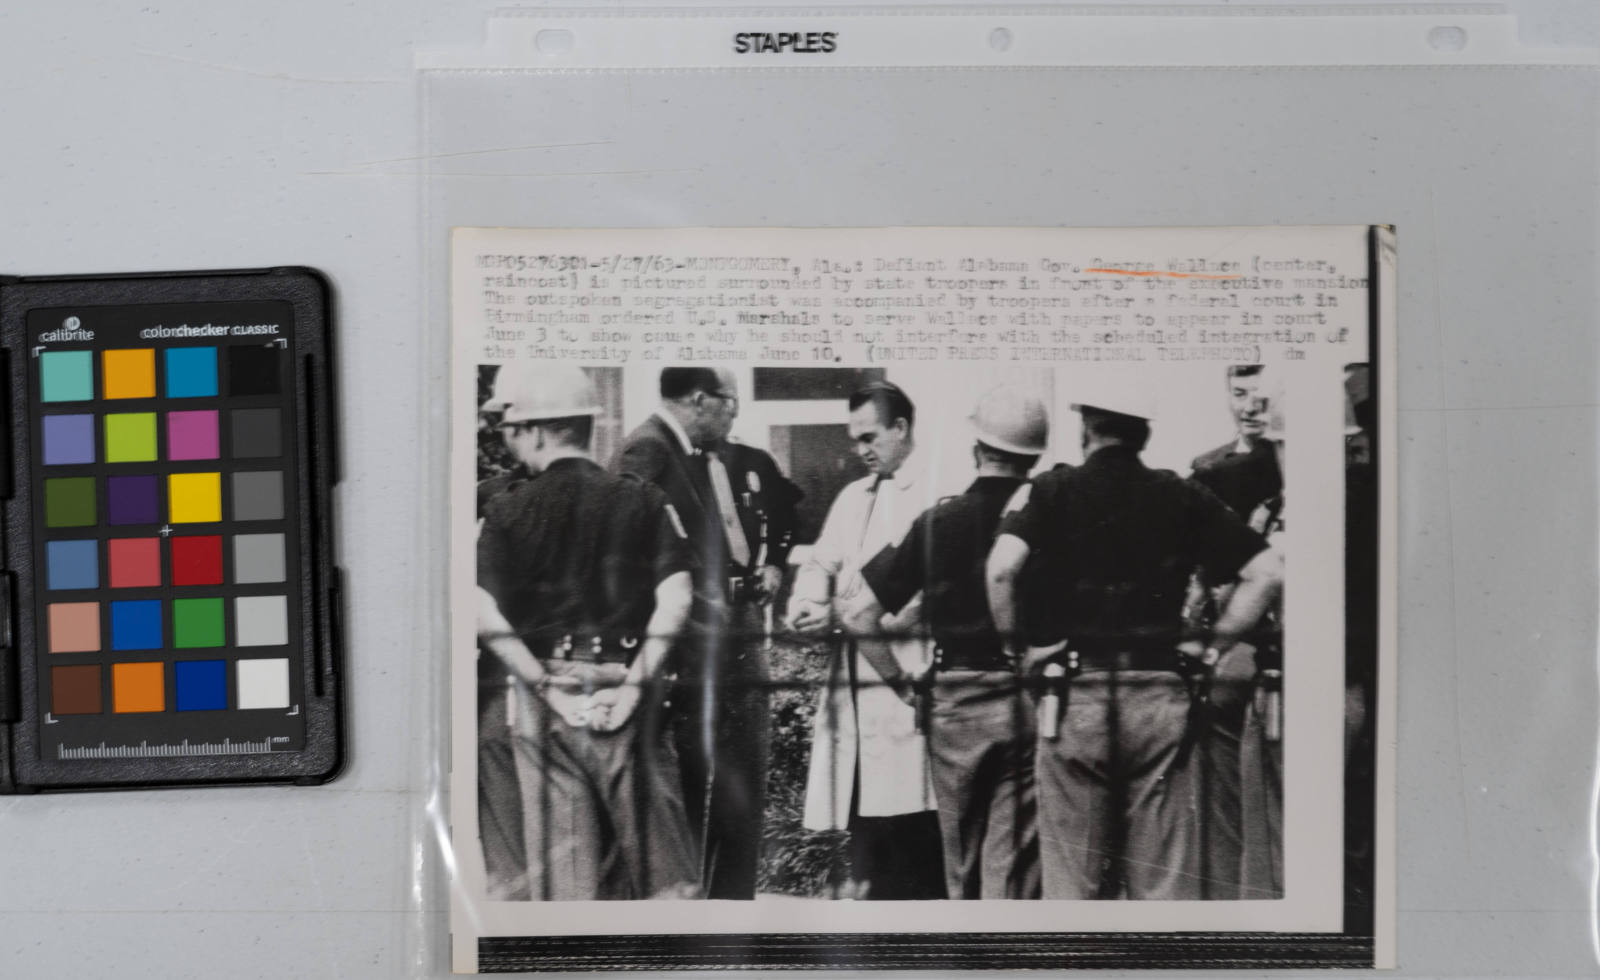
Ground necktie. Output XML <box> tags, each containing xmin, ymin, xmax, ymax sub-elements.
<box><xmin>704</xmin><ymin>450</ymin><xmax>753</xmax><ymax>567</ymax></box>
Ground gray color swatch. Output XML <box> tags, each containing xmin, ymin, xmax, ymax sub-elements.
<box><xmin>232</xmin><ymin>470</ymin><xmax>284</xmax><ymax>521</ymax></box>
<box><xmin>233</xmin><ymin>533</ymin><xmax>286</xmax><ymax>584</ymax></box>
<box><xmin>230</xmin><ymin>408</ymin><xmax>281</xmax><ymax>458</ymax></box>
<box><xmin>235</xmin><ymin>595</ymin><xmax>288</xmax><ymax>647</ymax></box>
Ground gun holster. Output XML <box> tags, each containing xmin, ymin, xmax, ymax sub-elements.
<box><xmin>1257</xmin><ymin>667</ymin><xmax>1283</xmax><ymax>743</ymax></box>
<box><xmin>910</xmin><ymin>666</ymin><xmax>935</xmax><ymax>735</ymax></box>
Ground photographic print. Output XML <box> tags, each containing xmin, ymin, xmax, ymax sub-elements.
<box><xmin>449</xmin><ymin>226</ymin><xmax>1394</xmax><ymax>971</ymax></box>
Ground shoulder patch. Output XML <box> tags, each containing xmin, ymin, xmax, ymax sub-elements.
<box><xmin>663</xmin><ymin>503</ymin><xmax>688</xmax><ymax>539</ymax></box>
<box><xmin>1003</xmin><ymin>484</ymin><xmax>1032</xmax><ymax>516</ymax></box>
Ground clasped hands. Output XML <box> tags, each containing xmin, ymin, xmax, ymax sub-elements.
<box><xmin>524</xmin><ymin>671</ymin><xmax>642</xmax><ymax>733</ymax></box>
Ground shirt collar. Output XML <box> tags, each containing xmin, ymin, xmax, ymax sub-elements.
<box><xmin>653</xmin><ymin>408</ymin><xmax>697</xmax><ymax>456</ymax></box>
<box><xmin>1234</xmin><ymin>435</ymin><xmax>1254</xmax><ymax>455</ymax></box>
<box><xmin>968</xmin><ymin>475</ymin><xmax>1024</xmax><ymax>495</ymax></box>
<box><xmin>1084</xmin><ymin>444</ymin><xmax>1143</xmax><ymax>468</ymax></box>
<box><xmin>877</xmin><ymin>446</ymin><xmax>923</xmax><ymax>492</ymax></box>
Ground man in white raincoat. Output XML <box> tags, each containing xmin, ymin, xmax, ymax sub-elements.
<box><xmin>786</xmin><ymin>381</ymin><xmax>945</xmax><ymax>899</ymax></box>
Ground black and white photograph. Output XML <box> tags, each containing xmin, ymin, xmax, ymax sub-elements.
<box><xmin>449</xmin><ymin>226</ymin><xmax>1394</xmax><ymax>971</ymax></box>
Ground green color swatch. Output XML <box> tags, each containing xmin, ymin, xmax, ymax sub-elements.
<box><xmin>40</xmin><ymin>351</ymin><xmax>93</xmax><ymax>402</ymax></box>
<box><xmin>44</xmin><ymin>477</ymin><xmax>96</xmax><ymax>528</ymax></box>
<box><xmin>104</xmin><ymin>413</ymin><xmax>157</xmax><ymax>463</ymax></box>
<box><xmin>172</xmin><ymin>597</ymin><xmax>225</xmax><ymax>649</ymax></box>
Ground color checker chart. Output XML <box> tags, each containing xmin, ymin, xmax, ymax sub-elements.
<box><xmin>1</xmin><ymin>270</ymin><xmax>340</xmax><ymax>791</ymax></box>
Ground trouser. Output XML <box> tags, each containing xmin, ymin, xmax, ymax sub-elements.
<box><xmin>1197</xmin><ymin>649</ymin><xmax>1258</xmax><ymax>901</ymax></box>
<box><xmin>674</xmin><ymin>604</ymin><xmax>771</xmax><ymax>899</ymax></box>
<box><xmin>508</xmin><ymin>669</ymin><xmax>699</xmax><ymax>901</ymax></box>
<box><xmin>1037</xmin><ymin>670</ymin><xmax>1202</xmax><ymax>900</ymax></box>
<box><xmin>479</xmin><ymin>666</ymin><xmax>529</xmax><ymax>901</ymax></box>
<box><xmin>847</xmin><ymin>809</ymin><xmax>948</xmax><ymax>900</ymax></box>
<box><xmin>1238</xmin><ymin>688</ymin><xmax>1284</xmax><ymax>898</ymax></box>
<box><xmin>926</xmin><ymin>670</ymin><xmax>1041</xmax><ymax>899</ymax></box>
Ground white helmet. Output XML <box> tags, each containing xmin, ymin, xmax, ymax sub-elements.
<box><xmin>971</xmin><ymin>386</ymin><xmax>1050</xmax><ymax>455</ymax></box>
<box><xmin>1068</xmin><ymin>374</ymin><xmax>1158</xmax><ymax>421</ymax></box>
<box><xmin>483</xmin><ymin>363</ymin><xmax>602</xmax><ymax>424</ymax></box>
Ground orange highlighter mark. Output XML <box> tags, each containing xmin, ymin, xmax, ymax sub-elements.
<box><xmin>1085</xmin><ymin>268</ymin><xmax>1239</xmax><ymax>280</ymax></box>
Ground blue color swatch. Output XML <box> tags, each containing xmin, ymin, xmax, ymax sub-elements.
<box><xmin>175</xmin><ymin>660</ymin><xmax>227</xmax><ymax>711</ymax></box>
<box><xmin>109</xmin><ymin>599</ymin><xmax>162</xmax><ymax>651</ymax></box>
<box><xmin>46</xmin><ymin>540</ymin><xmax>99</xmax><ymax>590</ymax></box>
<box><xmin>164</xmin><ymin>347</ymin><xmax>218</xmax><ymax>398</ymax></box>
<box><xmin>42</xmin><ymin>414</ymin><xmax>95</xmax><ymax>465</ymax></box>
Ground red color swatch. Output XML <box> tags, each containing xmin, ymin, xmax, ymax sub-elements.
<box><xmin>107</xmin><ymin>538</ymin><xmax>161</xmax><ymax>588</ymax></box>
<box><xmin>170</xmin><ymin>535</ymin><xmax>223</xmax><ymax>586</ymax></box>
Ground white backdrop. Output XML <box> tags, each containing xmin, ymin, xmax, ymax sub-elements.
<box><xmin>0</xmin><ymin>2</ymin><xmax>1597</xmax><ymax>978</ymax></box>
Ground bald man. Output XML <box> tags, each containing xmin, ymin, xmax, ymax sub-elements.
<box><xmin>614</xmin><ymin>367</ymin><xmax>800</xmax><ymax>899</ymax></box>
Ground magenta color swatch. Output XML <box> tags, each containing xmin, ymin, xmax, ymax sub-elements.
<box><xmin>167</xmin><ymin>410</ymin><xmax>219</xmax><ymax>461</ymax></box>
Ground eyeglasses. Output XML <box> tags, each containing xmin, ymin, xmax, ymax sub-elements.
<box><xmin>706</xmin><ymin>391</ymin><xmax>739</xmax><ymax>411</ymax></box>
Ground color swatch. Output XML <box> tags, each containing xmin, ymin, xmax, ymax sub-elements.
<box><xmin>5</xmin><ymin>273</ymin><xmax>338</xmax><ymax>792</ymax></box>
<box><xmin>33</xmin><ymin>328</ymin><xmax>301</xmax><ymax>736</ymax></box>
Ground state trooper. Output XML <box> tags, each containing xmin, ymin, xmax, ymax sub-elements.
<box><xmin>985</xmin><ymin>381</ymin><xmax>1283</xmax><ymax>900</ymax></box>
<box><xmin>839</xmin><ymin>385</ymin><xmax>1049</xmax><ymax>899</ymax></box>
<box><xmin>1236</xmin><ymin>385</ymin><xmax>1286</xmax><ymax>897</ymax></box>
<box><xmin>475</xmin><ymin>362</ymin><xmax>700</xmax><ymax>900</ymax></box>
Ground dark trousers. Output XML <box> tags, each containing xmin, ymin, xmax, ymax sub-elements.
<box><xmin>847</xmin><ymin>810</ymin><xmax>947</xmax><ymax>900</ymax></box>
<box><xmin>504</xmin><ymin>671</ymin><xmax>699</xmax><ymax>901</ymax></box>
<box><xmin>1037</xmin><ymin>670</ymin><xmax>1203</xmax><ymax>900</ymax></box>
<box><xmin>1238</xmin><ymin>691</ymin><xmax>1284</xmax><ymax>898</ymax></box>
<box><xmin>478</xmin><ymin>670</ymin><xmax>529</xmax><ymax>901</ymax></box>
<box><xmin>927</xmin><ymin>671</ymin><xmax>1041</xmax><ymax>899</ymax></box>
<box><xmin>1199</xmin><ymin>659</ymin><xmax>1285</xmax><ymax>902</ymax></box>
<box><xmin>674</xmin><ymin>605</ymin><xmax>771</xmax><ymax>899</ymax></box>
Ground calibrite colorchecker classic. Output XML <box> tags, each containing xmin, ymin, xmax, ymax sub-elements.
<box><xmin>0</xmin><ymin>268</ymin><xmax>342</xmax><ymax>791</ymax></box>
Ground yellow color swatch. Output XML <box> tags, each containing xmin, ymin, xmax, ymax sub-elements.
<box><xmin>113</xmin><ymin>662</ymin><xmax>165</xmax><ymax>713</ymax></box>
<box><xmin>102</xmin><ymin>349</ymin><xmax>156</xmax><ymax>400</ymax></box>
<box><xmin>169</xmin><ymin>472</ymin><xmax>222</xmax><ymax>523</ymax></box>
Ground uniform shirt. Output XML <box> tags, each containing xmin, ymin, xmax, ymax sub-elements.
<box><xmin>860</xmin><ymin>476</ymin><xmax>1023</xmax><ymax>651</ymax></box>
<box><xmin>999</xmin><ymin>445</ymin><xmax>1266</xmax><ymax>650</ymax></box>
<box><xmin>711</xmin><ymin>440</ymin><xmax>802</xmax><ymax>577</ymax></box>
<box><xmin>478</xmin><ymin>456</ymin><xmax>692</xmax><ymax>651</ymax></box>
<box><xmin>476</xmin><ymin>465</ymin><xmax>532</xmax><ymax>518</ymax></box>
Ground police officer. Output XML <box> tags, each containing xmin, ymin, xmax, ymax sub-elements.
<box><xmin>614</xmin><ymin>367</ymin><xmax>800</xmax><ymax>900</ymax></box>
<box><xmin>985</xmin><ymin>383</ymin><xmax>1282</xmax><ymax>900</ymax></box>
<box><xmin>476</xmin><ymin>362</ymin><xmax>699</xmax><ymax>900</ymax></box>
<box><xmin>839</xmin><ymin>385</ymin><xmax>1049</xmax><ymax>899</ymax></box>
<box><xmin>474</xmin><ymin>389</ymin><xmax>540</xmax><ymax>900</ymax></box>
<box><xmin>1236</xmin><ymin>386</ymin><xmax>1286</xmax><ymax>898</ymax></box>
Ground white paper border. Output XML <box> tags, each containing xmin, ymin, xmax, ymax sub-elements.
<box><xmin>447</xmin><ymin>225</ymin><xmax>1394</xmax><ymax>972</ymax></box>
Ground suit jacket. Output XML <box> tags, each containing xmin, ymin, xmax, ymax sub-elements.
<box><xmin>1190</xmin><ymin>437</ymin><xmax>1282</xmax><ymax>519</ymax></box>
<box><xmin>613</xmin><ymin>414</ymin><xmax>721</xmax><ymax>599</ymax></box>
<box><xmin>613</xmin><ymin>416</ymin><xmax>802</xmax><ymax>603</ymax></box>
